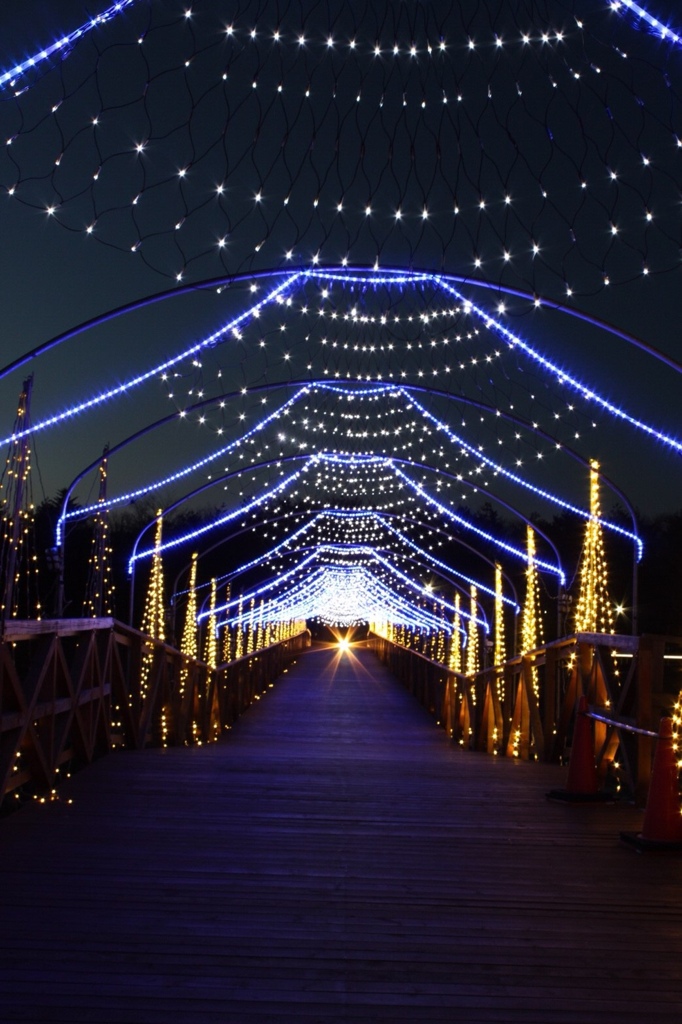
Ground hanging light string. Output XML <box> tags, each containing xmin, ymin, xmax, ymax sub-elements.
<box><xmin>609</xmin><ymin>0</ymin><xmax>681</xmax><ymax>46</ymax></box>
<box><xmin>128</xmin><ymin>450</ymin><xmax>566</xmax><ymax>582</ymax></box>
<box><xmin>3</xmin><ymin>3</ymin><xmax>682</xmax><ymax>294</ymax></box>
<box><xmin>0</xmin><ymin>271</ymin><xmax>302</xmax><ymax>450</ymax></box>
<box><xmin>0</xmin><ymin>1</ymin><xmax>143</xmax><ymax>92</ymax></box>
<box><xmin>215</xmin><ymin>563</ymin><xmax>458</xmax><ymax>634</ymax></box>
<box><xmin>173</xmin><ymin>506</ymin><xmax>520</xmax><ymax>621</ymax></box>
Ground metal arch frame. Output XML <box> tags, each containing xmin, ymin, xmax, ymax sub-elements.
<box><xmin>194</xmin><ymin>541</ymin><xmax>495</xmax><ymax>628</ymax></box>
<box><xmin>30</xmin><ymin>263</ymin><xmax>651</xmax><ymax>630</ymax></box>
<box><xmin>169</xmin><ymin>507</ymin><xmax>521</xmax><ymax>648</ymax></box>
<box><xmin>57</xmin><ymin>377</ymin><xmax>641</xmax><ymax>546</ymax></box>
<box><xmin>4</xmin><ymin>264</ymin><xmax>681</xmax><ymax>383</ymax></box>
<box><xmin>125</xmin><ymin>450</ymin><xmax>566</xmax><ymax>625</ymax></box>
<box><xmin>55</xmin><ymin>376</ymin><xmax>640</xmax><ymax>616</ymax></box>
<box><xmin>127</xmin><ymin>452</ymin><xmax>567</xmax><ymax>576</ymax></box>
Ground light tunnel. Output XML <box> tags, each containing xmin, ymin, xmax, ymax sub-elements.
<box><xmin>3</xmin><ymin>263</ymin><xmax>677</xmax><ymax>651</ymax></box>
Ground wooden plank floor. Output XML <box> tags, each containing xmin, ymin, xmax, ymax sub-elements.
<box><xmin>1</xmin><ymin>644</ymin><xmax>681</xmax><ymax>1023</ymax></box>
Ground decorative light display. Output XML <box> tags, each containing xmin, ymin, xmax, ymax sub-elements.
<box><xmin>390</xmin><ymin>462</ymin><xmax>565</xmax><ymax>584</ymax></box>
<box><xmin>221</xmin><ymin>583</ymin><xmax>232</xmax><ymax>662</ymax></box>
<box><xmin>3</xmin><ymin>1</ymin><xmax>682</xmax><ymax>301</ymax></box>
<box><xmin>466</xmin><ymin>585</ymin><xmax>479</xmax><ymax>678</ymax></box>
<box><xmin>573</xmin><ymin>461</ymin><xmax>617</xmax><ymax>638</ymax></box>
<box><xmin>1</xmin><ymin>256</ymin><xmax>668</xmax><ymax>671</ymax></box>
<box><xmin>4</xmin><ymin>0</ymin><xmax>682</xmax><ymax>706</ymax></box>
<box><xmin>198</xmin><ymin>508</ymin><xmax>518</xmax><ymax>617</ymax></box>
<box><xmin>60</xmin><ymin>384</ymin><xmax>310</xmax><ymax>526</ymax></box>
<box><xmin>83</xmin><ymin>447</ymin><xmax>114</xmax><ymax>617</ymax></box>
<box><xmin>493</xmin><ymin>562</ymin><xmax>507</xmax><ymax>706</ymax></box>
<box><xmin>494</xmin><ymin>563</ymin><xmax>506</xmax><ymax>671</ymax></box>
<box><xmin>139</xmin><ymin>510</ymin><xmax>164</xmax><ymax>696</ymax></box>
<box><xmin>673</xmin><ymin>689</ymin><xmax>682</xmax><ymax>759</ymax></box>
<box><xmin>0</xmin><ymin>2</ymin><xmax>142</xmax><ymax>91</ymax></box>
<box><xmin>234</xmin><ymin>594</ymin><xmax>244</xmax><ymax>659</ymax></box>
<box><xmin>246</xmin><ymin>598</ymin><xmax>256</xmax><ymax>655</ymax></box>
<box><xmin>179</xmin><ymin>552</ymin><xmax>198</xmax><ymax>696</ymax></box>
<box><xmin>0</xmin><ymin>378</ymin><xmax>40</xmax><ymax>621</ymax></box>
<box><xmin>435</xmin><ymin>276</ymin><xmax>682</xmax><ymax>462</ymax></box>
<box><xmin>521</xmin><ymin>525</ymin><xmax>544</xmax><ymax>696</ymax></box>
<box><xmin>610</xmin><ymin>1</ymin><xmax>681</xmax><ymax>46</ymax></box>
<box><xmin>449</xmin><ymin>592</ymin><xmax>462</xmax><ymax>673</ymax></box>
<box><xmin>32</xmin><ymin>273</ymin><xmax>678</xmax><ymax>532</ymax></box>
<box><xmin>3</xmin><ymin>271</ymin><xmax>302</xmax><ymax>454</ymax></box>
<box><xmin>203</xmin><ymin>577</ymin><xmax>218</xmax><ymax>669</ymax></box>
<box><xmin>209</xmin><ymin>554</ymin><xmax>463</xmax><ymax>634</ymax></box>
<box><xmin>127</xmin><ymin>447</ymin><xmax>565</xmax><ymax>585</ymax></box>
<box><xmin>60</xmin><ymin>372</ymin><xmax>643</xmax><ymax>565</ymax></box>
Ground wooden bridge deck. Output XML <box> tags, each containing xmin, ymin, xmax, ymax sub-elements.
<box><xmin>1</xmin><ymin>644</ymin><xmax>681</xmax><ymax>1023</ymax></box>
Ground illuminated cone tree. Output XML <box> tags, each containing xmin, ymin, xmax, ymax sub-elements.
<box><xmin>139</xmin><ymin>511</ymin><xmax>165</xmax><ymax>696</ymax></box>
<box><xmin>0</xmin><ymin>377</ymin><xmax>41</xmax><ymax>622</ymax></box>
<box><xmin>521</xmin><ymin>525</ymin><xmax>543</xmax><ymax>696</ymax></box>
<box><xmin>449</xmin><ymin>591</ymin><xmax>462</xmax><ymax>672</ymax></box>
<box><xmin>203</xmin><ymin>577</ymin><xmax>218</xmax><ymax>670</ymax></box>
<box><xmin>83</xmin><ymin>447</ymin><xmax>114</xmax><ymax>617</ymax></box>
<box><xmin>222</xmin><ymin>583</ymin><xmax>232</xmax><ymax>662</ymax></box>
<box><xmin>465</xmin><ymin>584</ymin><xmax>479</xmax><ymax>677</ymax></box>
<box><xmin>494</xmin><ymin>563</ymin><xmax>506</xmax><ymax>666</ymax></box>
<box><xmin>574</xmin><ymin>461</ymin><xmax>616</xmax><ymax>637</ymax></box>
<box><xmin>179</xmin><ymin>552</ymin><xmax>199</xmax><ymax>695</ymax></box>
<box><xmin>494</xmin><ymin>562</ymin><xmax>507</xmax><ymax>701</ymax></box>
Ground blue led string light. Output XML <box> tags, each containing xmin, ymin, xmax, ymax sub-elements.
<box><xmin>190</xmin><ymin>507</ymin><xmax>517</xmax><ymax>614</ymax></box>
<box><xmin>305</xmin><ymin>266</ymin><xmax>682</xmax><ymax>427</ymax></box>
<box><xmin>127</xmin><ymin>458</ymin><xmax>311</xmax><ymax>571</ymax></box>
<box><xmin>200</xmin><ymin>550</ymin><xmax>321</xmax><ymax>617</ymax></box>
<box><xmin>315</xmin><ymin>543</ymin><xmax>487</xmax><ymax>626</ymax></box>
<box><xmin>290</xmin><ymin>268</ymin><xmax>682</xmax><ymax>375</ymax></box>
<box><xmin>609</xmin><ymin>0</ymin><xmax>681</xmax><ymax>45</ymax></box>
<box><xmin>6</xmin><ymin>266</ymin><xmax>680</xmax><ymax>469</ymax></box>
<box><xmin>363</xmin><ymin>547</ymin><xmax>488</xmax><ymax>629</ymax></box>
<box><xmin>314</xmin><ymin>453</ymin><xmax>566</xmax><ymax>581</ymax></box>
<box><xmin>0</xmin><ymin>1</ymin><xmax>142</xmax><ymax>91</ymax></box>
<box><xmin>379</xmin><ymin>518</ymin><xmax>519</xmax><ymax>609</ymax></box>
<box><xmin>401</xmin><ymin>389</ymin><xmax>642</xmax><ymax>556</ymax></box>
<box><xmin>127</xmin><ymin>447</ymin><xmax>565</xmax><ymax>588</ymax></box>
<box><xmin>317</xmin><ymin>381</ymin><xmax>640</xmax><ymax>553</ymax></box>
<box><xmin>0</xmin><ymin>271</ymin><xmax>302</xmax><ymax>450</ymax></box>
<box><xmin>215</xmin><ymin>564</ymin><xmax>457</xmax><ymax>635</ymax></box>
<box><xmin>434</xmin><ymin>275</ymin><xmax>682</xmax><ymax>457</ymax></box>
<box><xmin>390</xmin><ymin>463</ymin><xmax>565</xmax><ymax>583</ymax></box>
<box><xmin>62</xmin><ymin>385</ymin><xmax>310</xmax><ymax>523</ymax></box>
<box><xmin>59</xmin><ymin>374</ymin><xmax>640</xmax><ymax>569</ymax></box>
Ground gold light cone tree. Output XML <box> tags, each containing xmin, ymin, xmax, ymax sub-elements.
<box><xmin>465</xmin><ymin>584</ymin><xmax>479</xmax><ymax>677</ymax></box>
<box><xmin>83</xmin><ymin>448</ymin><xmax>114</xmax><ymax>617</ymax></box>
<box><xmin>521</xmin><ymin>525</ymin><xmax>543</xmax><ymax>696</ymax></box>
<box><xmin>0</xmin><ymin>377</ymin><xmax>41</xmax><ymax>622</ymax></box>
<box><xmin>449</xmin><ymin>591</ymin><xmax>462</xmax><ymax>672</ymax></box>
<box><xmin>139</xmin><ymin>510</ymin><xmax>165</xmax><ymax>696</ymax></box>
<box><xmin>574</xmin><ymin>461</ymin><xmax>616</xmax><ymax>637</ymax></box>
<box><xmin>203</xmin><ymin>577</ymin><xmax>218</xmax><ymax>670</ymax></box>
<box><xmin>179</xmin><ymin>552</ymin><xmax>199</xmax><ymax>695</ymax></box>
<box><xmin>494</xmin><ymin>563</ymin><xmax>506</xmax><ymax>703</ymax></box>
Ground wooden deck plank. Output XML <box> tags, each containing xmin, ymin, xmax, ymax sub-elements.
<box><xmin>1</xmin><ymin>643</ymin><xmax>681</xmax><ymax>1023</ymax></box>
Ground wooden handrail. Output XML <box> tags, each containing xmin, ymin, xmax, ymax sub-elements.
<box><xmin>369</xmin><ymin>630</ymin><xmax>682</xmax><ymax>805</ymax></box>
<box><xmin>0</xmin><ymin>620</ymin><xmax>310</xmax><ymax>810</ymax></box>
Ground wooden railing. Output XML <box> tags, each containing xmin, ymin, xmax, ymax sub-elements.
<box><xmin>369</xmin><ymin>631</ymin><xmax>682</xmax><ymax>804</ymax></box>
<box><xmin>0</xmin><ymin>618</ymin><xmax>310</xmax><ymax>810</ymax></box>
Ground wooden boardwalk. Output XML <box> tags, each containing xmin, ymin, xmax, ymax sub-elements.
<box><xmin>1</xmin><ymin>644</ymin><xmax>681</xmax><ymax>1023</ymax></box>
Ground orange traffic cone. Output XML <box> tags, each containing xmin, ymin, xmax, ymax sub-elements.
<box><xmin>548</xmin><ymin>695</ymin><xmax>611</xmax><ymax>802</ymax></box>
<box><xmin>621</xmin><ymin>716</ymin><xmax>682</xmax><ymax>851</ymax></box>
